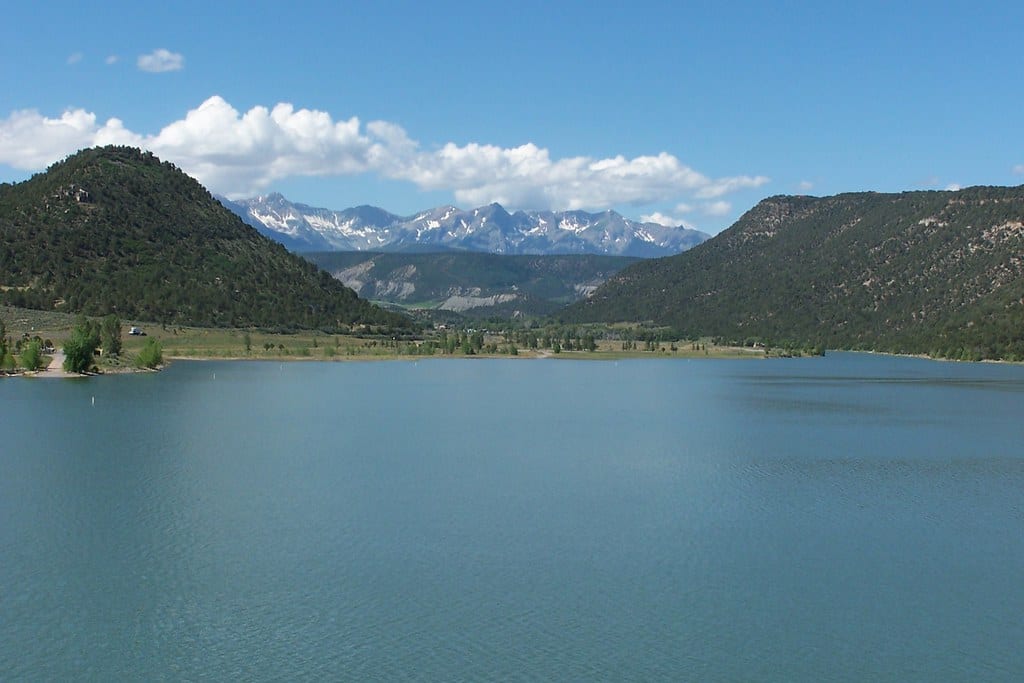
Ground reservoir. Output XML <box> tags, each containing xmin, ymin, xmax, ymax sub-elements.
<box><xmin>2</xmin><ymin>353</ymin><xmax>1023</xmax><ymax>680</ymax></box>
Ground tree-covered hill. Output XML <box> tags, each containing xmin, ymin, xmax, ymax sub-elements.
<box><xmin>305</xmin><ymin>251</ymin><xmax>640</xmax><ymax>317</ymax></box>
<box><xmin>0</xmin><ymin>147</ymin><xmax>410</xmax><ymax>331</ymax></box>
<box><xmin>563</xmin><ymin>187</ymin><xmax>1024</xmax><ymax>360</ymax></box>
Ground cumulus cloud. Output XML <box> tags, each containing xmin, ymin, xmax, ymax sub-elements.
<box><xmin>0</xmin><ymin>95</ymin><xmax>770</xmax><ymax>213</ymax></box>
<box><xmin>392</xmin><ymin>144</ymin><xmax>767</xmax><ymax>210</ymax></box>
<box><xmin>797</xmin><ymin>180</ymin><xmax>814</xmax><ymax>192</ymax></box>
<box><xmin>1013</xmin><ymin>164</ymin><xmax>1024</xmax><ymax>175</ymax></box>
<box><xmin>137</xmin><ymin>49</ymin><xmax>184</xmax><ymax>73</ymax></box>
<box><xmin>105</xmin><ymin>55</ymin><xmax>119</xmax><ymax>65</ymax></box>
<box><xmin>144</xmin><ymin>97</ymin><xmax>376</xmax><ymax>194</ymax></box>
<box><xmin>0</xmin><ymin>108</ymin><xmax>140</xmax><ymax>169</ymax></box>
<box><xmin>66</xmin><ymin>52</ymin><xmax>83</xmax><ymax>65</ymax></box>
<box><xmin>944</xmin><ymin>182</ymin><xmax>962</xmax><ymax>191</ymax></box>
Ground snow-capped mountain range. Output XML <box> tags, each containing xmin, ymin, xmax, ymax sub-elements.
<box><xmin>220</xmin><ymin>193</ymin><xmax>709</xmax><ymax>257</ymax></box>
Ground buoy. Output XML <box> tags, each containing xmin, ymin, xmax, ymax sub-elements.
<box><xmin>91</xmin><ymin>396</ymin><xmax>95</xmax><ymax>406</ymax></box>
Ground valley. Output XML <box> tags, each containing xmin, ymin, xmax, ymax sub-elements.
<box><xmin>3</xmin><ymin>146</ymin><xmax>1023</xmax><ymax>364</ymax></box>
<box><xmin>302</xmin><ymin>251</ymin><xmax>640</xmax><ymax>318</ymax></box>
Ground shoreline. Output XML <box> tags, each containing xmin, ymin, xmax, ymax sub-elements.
<box><xmin>35</xmin><ymin>349</ymin><xmax>81</xmax><ymax>378</ymax></box>
<box><xmin>163</xmin><ymin>347</ymin><xmax>1024</xmax><ymax>367</ymax></box>
<box><xmin>7</xmin><ymin>347</ymin><xmax>1020</xmax><ymax>380</ymax></box>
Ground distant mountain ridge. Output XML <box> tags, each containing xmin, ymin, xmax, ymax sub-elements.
<box><xmin>304</xmin><ymin>251</ymin><xmax>640</xmax><ymax>317</ymax></box>
<box><xmin>222</xmin><ymin>193</ymin><xmax>709</xmax><ymax>257</ymax></box>
<box><xmin>563</xmin><ymin>186</ymin><xmax>1024</xmax><ymax>360</ymax></box>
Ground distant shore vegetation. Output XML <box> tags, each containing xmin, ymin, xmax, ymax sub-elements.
<box><xmin>0</xmin><ymin>305</ymin><xmax>833</xmax><ymax>373</ymax></box>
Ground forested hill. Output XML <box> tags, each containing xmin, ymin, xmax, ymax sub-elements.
<box><xmin>0</xmin><ymin>146</ymin><xmax>410</xmax><ymax>331</ymax></box>
<box><xmin>563</xmin><ymin>186</ymin><xmax>1024</xmax><ymax>360</ymax></box>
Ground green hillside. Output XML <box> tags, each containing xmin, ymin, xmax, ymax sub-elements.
<box><xmin>563</xmin><ymin>187</ymin><xmax>1024</xmax><ymax>360</ymax></box>
<box><xmin>0</xmin><ymin>146</ymin><xmax>410</xmax><ymax>332</ymax></box>
<box><xmin>305</xmin><ymin>251</ymin><xmax>639</xmax><ymax>317</ymax></box>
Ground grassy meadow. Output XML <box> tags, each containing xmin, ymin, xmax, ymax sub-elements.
<box><xmin>2</xmin><ymin>305</ymin><xmax>767</xmax><ymax>370</ymax></box>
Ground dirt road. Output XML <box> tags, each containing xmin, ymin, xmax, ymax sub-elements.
<box><xmin>37</xmin><ymin>349</ymin><xmax>80</xmax><ymax>378</ymax></box>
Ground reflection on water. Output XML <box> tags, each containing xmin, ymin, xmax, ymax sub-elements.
<box><xmin>1</xmin><ymin>353</ymin><xmax>1022</xmax><ymax>680</ymax></box>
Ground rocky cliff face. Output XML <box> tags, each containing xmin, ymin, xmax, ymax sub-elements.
<box><xmin>303</xmin><ymin>251</ymin><xmax>641</xmax><ymax>317</ymax></box>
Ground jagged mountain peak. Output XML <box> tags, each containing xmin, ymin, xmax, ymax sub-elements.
<box><xmin>254</xmin><ymin>191</ymin><xmax>291</xmax><ymax>206</ymax></box>
<box><xmin>223</xmin><ymin>193</ymin><xmax>709</xmax><ymax>257</ymax></box>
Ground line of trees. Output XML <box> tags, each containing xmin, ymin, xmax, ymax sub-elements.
<box><xmin>1</xmin><ymin>316</ymin><xmax>51</xmax><ymax>372</ymax></box>
<box><xmin>1</xmin><ymin>313</ymin><xmax>157</xmax><ymax>374</ymax></box>
<box><xmin>61</xmin><ymin>313</ymin><xmax>161</xmax><ymax>372</ymax></box>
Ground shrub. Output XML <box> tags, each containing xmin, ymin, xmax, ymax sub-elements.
<box><xmin>20</xmin><ymin>341</ymin><xmax>44</xmax><ymax>371</ymax></box>
<box><xmin>136</xmin><ymin>339</ymin><xmax>163</xmax><ymax>369</ymax></box>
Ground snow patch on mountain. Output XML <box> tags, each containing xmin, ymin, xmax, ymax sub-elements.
<box><xmin>223</xmin><ymin>192</ymin><xmax>709</xmax><ymax>257</ymax></box>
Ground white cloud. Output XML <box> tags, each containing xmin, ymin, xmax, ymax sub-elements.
<box><xmin>797</xmin><ymin>180</ymin><xmax>814</xmax><ymax>192</ymax></box>
<box><xmin>693</xmin><ymin>175</ymin><xmax>769</xmax><ymax>199</ymax></box>
<box><xmin>1013</xmin><ymin>164</ymin><xmax>1024</xmax><ymax>175</ymax></box>
<box><xmin>0</xmin><ymin>95</ymin><xmax>770</xmax><ymax>213</ymax></box>
<box><xmin>0</xmin><ymin>108</ymin><xmax>140</xmax><ymax>169</ymax></box>
<box><xmin>105</xmin><ymin>55</ymin><xmax>119</xmax><ymax>65</ymax></box>
<box><xmin>702</xmin><ymin>200</ymin><xmax>731</xmax><ymax>216</ymax></box>
<box><xmin>920</xmin><ymin>176</ymin><xmax>966</xmax><ymax>191</ymax></box>
<box><xmin>137</xmin><ymin>49</ymin><xmax>184</xmax><ymax>73</ymax></box>
<box><xmin>393</xmin><ymin>144</ymin><xmax>768</xmax><ymax>211</ymax></box>
<box><xmin>66</xmin><ymin>52</ymin><xmax>83</xmax><ymax>65</ymax></box>
<box><xmin>144</xmin><ymin>97</ymin><xmax>375</xmax><ymax>194</ymax></box>
<box><xmin>641</xmin><ymin>212</ymin><xmax>694</xmax><ymax>229</ymax></box>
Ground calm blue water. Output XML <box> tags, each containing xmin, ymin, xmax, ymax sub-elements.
<box><xmin>2</xmin><ymin>353</ymin><xmax>1023</xmax><ymax>680</ymax></box>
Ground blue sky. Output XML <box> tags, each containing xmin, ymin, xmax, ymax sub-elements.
<box><xmin>2</xmin><ymin>1</ymin><xmax>1022</xmax><ymax>234</ymax></box>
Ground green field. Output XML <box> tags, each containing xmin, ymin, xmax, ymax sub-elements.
<box><xmin>2</xmin><ymin>305</ymin><xmax>768</xmax><ymax>370</ymax></box>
